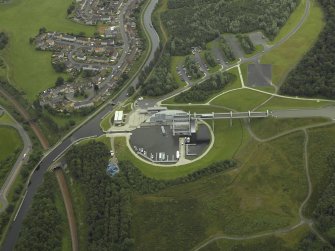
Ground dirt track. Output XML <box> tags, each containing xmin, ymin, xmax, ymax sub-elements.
<box><xmin>0</xmin><ymin>88</ymin><xmax>49</xmax><ymax>149</ymax></box>
<box><xmin>54</xmin><ymin>169</ymin><xmax>79</xmax><ymax>251</ymax></box>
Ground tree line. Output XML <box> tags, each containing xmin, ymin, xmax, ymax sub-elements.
<box><xmin>237</xmin><ymin>34</ymin><xmax>255</xmax><ymax>54</ymax></box>
<box><xmin>162</xmin><ymin>0</ymin><xmax>298</xmax><ymax>55</ymax></box>
<box><xmin>185</xmin><ymin>55</ymin><xmax>202</xmax><ymax>79</ymax></box>
<box><xmin>64</xmin><ymin>141</ymin><xmax>236</xmax><ymax>250</ymax></box>
<box><xmin>15</xmin><ymin>173</ymin><xmax>63</xmax><ymax>251</ymax></box>
<box><xmin>140</xmin><ymin>53</ymin><xmax>179</xmax><ymax>96</ymax></box>
<box><xmin>312</xmin><ymin>148</ymin><xmax>335</xmax><ymax>247</ymax></box>
<box><xmin>219</xmin><ymin>36</ymin><xmax>235</xmax><ymax>61</ymax></box>
<box><xmin>280</xmin><ymin>0</ymin><xmax>335</xmax><ymax>99</ymax></box>
<box><xmin>0</xmin><ymin>32</ymin><xmax>8</xmax><ymax>50</ymax></box>
<box><xmin>174</xmin><ymin>72</ymin><xmax>235</xmax><ymax>103</ymax></box>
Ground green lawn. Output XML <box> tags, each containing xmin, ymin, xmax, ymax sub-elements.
<box><xmin>211</xmin><ymin>88</ymin><xmax>271</xmax><ymax>111</ymax></box>
<box><xmin>0</xmin><ymin>0</ymin><xmax>95</xmax><ymax>102</ymax></box>
<box><xmin>253</xmin><ymin>85</ymin><xmax>277</xmax><ymax>93</ymax></box>
<box><xmin>257</xmin><ymin>96</ymin><xmax>334</xmax><ymax>111</ymax></box>
<box><xmin>77</xmin><ymin>135</ymin><xmax>111</xmax><ymax>150</ymax></box>
<box><xmin>223</xmin><ymin>67</ymin><xmax>242</xmax><ymax>91</ymax></box>
<box><xmin>0</xmin><ymin>125</ymin><xmax>22</xmax><ymax>187</ymax></box>
<box><xmin>261</xmin><ymin>0</ymin><xmax>325</xmax><ymax>85</ymax></box>
<box><xmin>100</xmin><ymin>112</ymin><xmax>114</xmax><ymax>131</ymax></box>
<box><xmin>0</xmin><ymin>125</ymin><xmax>21</xmax><ymax>161</ymax></box>
<box><xmin>132</xmin><ymin>132</ymin><xmax>307</xmax><ymax>250</ymax></box>
<box><xmin>250</xmin><ymin>117</ymin><xmax>329</xmax><ymax>139</ymax></box>
<box><xmin>0</xmin><ymin>112</ymin><xmax>14</xmax><ymax>124</ymax></box>
<box><xmin>270</xmin><ymin>0</ymin><xmax>307</xmax><ymax>45</ymax></box>
<box><xmin>115</xmin><ymin>118</ymin><xmax>249</xmax><ymax>180</ymax></box>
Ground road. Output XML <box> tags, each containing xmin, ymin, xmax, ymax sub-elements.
<box><xmin>273</xmin><ymin>107</ymin><xmax>335</xmax><ymax>120</ymax></box>
<box><xmin>0</xmin><ymin>107</ymin><xmax>32</xmax><ymax>212</ymax></box>
<box><xmin>1</xmin><ymin>0</ymin><xmax>160</xmax><ymax>249</ymax></box>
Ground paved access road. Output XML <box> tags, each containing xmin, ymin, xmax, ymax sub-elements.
<box><xmin>0</xmin><ymin>107</ymin><xmax>32</xmax><ymax>212</ymax></box>
<box><xmin>1</xmin><ymin>0</ymin><xmax>159</xmax><ymax>249</ymax></box>
<box><xmin>272</xmin><ymin>106</ymin><xmax>335</xmax><ymax>120</ymax></box>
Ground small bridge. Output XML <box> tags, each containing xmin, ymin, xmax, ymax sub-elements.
<box><xmin>193</xmin><ymin>110</ymin><xmax>270</xmax><ymax>120</ymax></box>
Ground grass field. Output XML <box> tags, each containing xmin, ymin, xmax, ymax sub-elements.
<box><xmin>0</xmin><ymin>112</ymin><xmax>14</xmax><ymax>124</ymax></box>
<box><xmin>224</xmin><ymin>67</ymin><xmax>242</xmax><ymax>91</ymax></box>
<box><xmin>270</xmin><ymin>0</ymin><xmax>307</xmax><ymax>45</ymax></box>
<box><xmin>0</xmin><ymin>125</ymin><xmax>22</xmax><ymax>187</ymax></box>
<box><xmin>0</xmin><ymin>125</ymin><xmax>21</xmax><ymax>162</ymax></box>
<box><xmin>203</xmin><ymin>225</ymin><xmax>325</xmax><ymax>251</ymax></box>
<box><xmin>210</xmin><ymin>88</ymin><xmax>271</xmax><ymax>111</ymax></box>
<box><xmin>100</xmin><ymin>112</ymin><xmax>114</xmax><ymax>131</ymax></box>
<box><xmin>261</xmin><ymin>0</ymin><xmax>325</xmax><ymax>85</ymax></box>
<box><xmin>257</xmin><ymin>96</ymin><xmax>334</xmax><ymax>111</ymax></box>
<box><xmin>132</xmin><ymin>132</ymin><xmax>307</xmax><ymax>250</ymax></box>
<box><xmin>0</xmin><ymin>0</ymin><xmax>95</xmax><ymax>102</ymax></box>
<box><xmin>250</xmin><ymin>117</ymin><xmax>329</xmax><ymax>139</ymax></box>
<box><xmin>305</xmin><ymin>125</ymin><xmax>335</xmax><ymax>217</ymax></box>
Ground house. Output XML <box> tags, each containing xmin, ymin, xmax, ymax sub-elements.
<box><xmin>76</xmin><ymin>52</ymin><xmax>87</xmax><ymax>61</ymax></box>
<box><xmin>61</xmin><ymin>34</ymin><xmax>77</xmax><ymax>42</ymax></box>
<box><xmin>110</xmin><ymin>50</ymin><xmax>119</xmax><ymax>61</ymax></box>
<box><xmin>105</xmin><ymin>26</ymin><xmax>117</xmax><ymax>38</ymax></box>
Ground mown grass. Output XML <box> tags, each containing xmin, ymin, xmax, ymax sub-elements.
<box><xmin>250</xmin><ymin>117</ymin><xmax>329</xmax><ymax>139</ymax></box>
<box><xmin>253</xmin><ymin>85</ymin><xmax>277</xmax><ymax>93</ymax></box>
<box><xmin>0</xmin><ymin>0</ymin><xmax>95</xmax><ymax>102</ymax></box>
<box><xmin>270</xmin><ymin>0</ymin><xmax>307</xmax><ymax>45</ymax></box>
<box><xmin>224</xmin><ymin>67</ymin><xmax>242</xmax><ymax>91</ymax></box>
<box><xmin>132</xmin><ymin>132</ymin><xmax>307</xmax><ymax>250</ymax></box>
<box><xmin>100</xmin><ymin>112</ymin><xmax>114</xmax><ymax>131</ymax></box>
<box><xmin>0</xmin><ymin>112</ymin><xmax>14</xmax><ymax>124</ymax></box>
<box><xmin>211</xmin><ymin>88</ymin><xmax>271</xmax><ymax>111</ymax></box>
<box><xmin>77</xmin><ymin>135</ymin><xmax>111</xmax><ymax>149</ymax></box>
<box><xmin>115</xmin><ymin>118</ymin><xmax>249</xmax><ymax>180</ymax></box>
<box><xmin>257</xmin><ymin>96</ymin><xmax>334</xmax><ymax>111</ymax></box>
<box><xmin>0</xmin><ymin>125</ymin><xmax>21</xmax><ymax>161</ymax></box>
<box><xmin>261</xmin><ymin>0</ymin><xmax>325</xmax><ymax>85</ymax></box>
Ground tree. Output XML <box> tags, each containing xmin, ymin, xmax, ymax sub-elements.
<box><xmin>55</xmin><ymin>76</ymin><xmax>64</xmax><ymax>87</ymax></box>
<box><xmin>127</xmin><ymin>86</ymin><xmax>135</xmax><ymax>96</ymax></box>
<box><xmin>39</xmin><ymin>27</ymin><xmax>47</xmax><ymax>34</ymax></box>
<box><xmin>0</xmin><ymin>32</ymin><xmax>9</xmax><ymax>50</ymax></box>
<box><xmin>67</xmin><ymin>3</ymin><xmax>75</xmax><ymax>15</ymax></box>
<box><xmin>52</xmin><ymin>62</ymin><xmax>66</xmax><ymax>73</ymax></box>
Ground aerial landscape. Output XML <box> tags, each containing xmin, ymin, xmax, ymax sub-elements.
<box><xmin>0</xmin><ymin>0</ymin><xmax>335</xmax><ymax>250</ymax></box>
